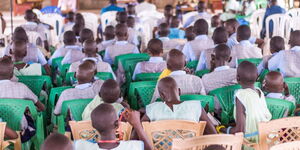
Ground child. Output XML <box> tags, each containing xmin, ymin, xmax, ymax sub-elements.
<box><xmin>54</xmin><ymin>60</ymin><xmax>104</xmax><ymax>115</ymax></box>
<box><xmin>157</xmin><ymin>5</ymin><xmax>174</xmax><ymax>26</ymax></box>
<box><xmin>69</xmin><ymin>39</ymin><xmax>115</xmax><ymax>79</ymax></box>
<box><xmin>220</xmin><ymin>61</ymin><xmax>271</xmax><ymax>142</ymax></box>
<box><xmin>184</xmin><ymin>1</ymin><xmax>212</xmax><ymax>28</ymax></box>
<box><xmin>143</xmin><ymin>77</ymin><xmax>216</xmax><ymax>134</ymax></box>
<box><xmin>75</xmin><ymin>103</ymin><xmax>152</xmax><ymax>150</ymax></box>
<box><xmin>116</xmin><ymin>11</ymin><xmax>128</xmax><ymax>24</ymax></box>
<box><xmin>0</xmin><ymin>12</ymin><xmax>6</xmax><ymax>34</ymax></box>
<box><xmin>263</xmin><ymin>71</ymin><xmax>296</xmax><ymax>105</ymax></box>
<box><xmin>127</xmin><ymin>16</ymin><xmax>139</xmax><ymax>46</ymax></box>
<box><xmin>182</xmin><ymin>19</ymin><xmax>214</xmax><ymax>61</ymax></box>
<box><xmin>97</xmin><ymin>26</ymin><xmax>115</xmax><ymax>52</ymax></box>
<box><xmin>11</xmin><ymin>40</ymin><xmax>42</xmax><ymax>76</ymax></box>
<box><xmin>169</xmin><ymin>16</ymin><xmax>185</xmax><ymax>39</ymax></box>
<box><xmin>61</xmin><ymin>11</ymin><xmax>75</xmax><ymax>33</ymax></box>
<box><xmin>268</xmin><ymin>30</ymin><xmax>300</xmax><ymax>77</ymax></box>
<box><xmin>41</xmin><ymin>133</ymin><xmax>73</xmax><ymax>150</ymax></box>
<box><xmin>201</xmin><ymin>44</ymin><xmax>237</xmax><ymax>93</ymax></box>
<box><xmin>104</xmin><ymin>23</ymin><xmax>139</xmax><ymax>65</ymax></box>
<box><xmin>132</xmin><ymin>38</ymin><xmax>166</xmax><ymax>80</ymax></box>
<box><xmin>79</xmin><ymin>28</ymin><xmax>94</xmax><ymax>44</ymax></box>
<box><xmin>257</xmin><ymin>36</ymin><xmax>285</xmax><ymax>74</ymax></box>
<box><xmin>72</xmin><ymin>23</ymin><xmax>84</xmax><ymax>42</ymax></box>
<box><xmin>151</xmin><ymin>49</ymin><xmax>206</xmax><ymax>102</ymax></box>
<box><xmin>230</xmin><ymin>25</ymin><xmax>262</xmax><ymax>67</ymax></box>
<box><xmin>209</xmin><ymin>15</ymin><xmax>222</xmax><ymax>36</ymax></box>
<box><xmin>49</xmin><ymin>31</ymin><xmax>81</xmax><ymax>65</ymax></box>
<box><xmin>82</xmin><ymin>79</ymin><xmax>125</xmax><ymax>120</ymax></box>
<box><xmin>197</xmin><ymin>27</ymin><xmax>228</xmax><ymax>71</ymax></box>
<box><xmin>185</xmin><ymin>26</ymin><xmax>196</xmax><ymax>42</ymax></box>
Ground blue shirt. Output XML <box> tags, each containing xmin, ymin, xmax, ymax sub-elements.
<box><xmin>101</xmin><ymin>4</ymin><xmax>125</xmax><ymax>14</ymax></box>
<box><xmin>261</xmin><ymin>5</ymin><xmax>285</xmax><ymax>38</ymax></box>
<box><xmin>169</xmin><ymin>28</ymin><xmax>185</xmax><ymax>39</ymax></box>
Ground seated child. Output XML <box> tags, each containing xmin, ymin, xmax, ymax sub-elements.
<box><xmin>182</xmin><ymin>19</ymin><xmax>214</xmax><ymax>61</ymax></box>
<box><xmin>72</xmin><ymin>23</ymin><xmax>84</xmax><ymax>44</ymax></box>
<box><xmin>268</xmin><ymin>30</ymin><xmax>300</xmax><ymax>77</ymax></box>
<box><xmin>41</xmin><ymin>132</ymin><xmax>73</xmax><ymax>150</ymax></box>
<box><xmin>230</xmin><ymin>25</ymin><xmax>262</xmax><ymax>67</ymax></box>
<box><xmin>257</xmin><ymin>36</ymin><xmax>285</xmax><ymax>74</ymax></box>
<box><xmin>61</xmin><ymin>11</ymin><xmax>75</xmax><ymax>33</ymax></box>
<box><xmin>127</xmin><ymin>16</ymin><xmax>139</xmax><ymax>46</ymax></box>
<box><xmin>82</xmin><ymin>79</ymin><xmax>125</xmax><ymax>120</ymax></box>
<box><xmin>197</xmin><ymin>27</ymin><xmax>228</xmax><ymax>71</ymax></box>
<box><xmin>132</xmin><ymin>38</ymin><xmax>166</xmax><ymax>80</ymax></box>
<box><xmin>263</xmin><ymin>71</ymin><xmax>296</xmax><ymax>105</ymax></box>
<box><xmin>54</xmin><ymin>60</ymin><xmax>104</xmax><ymax>115</ymax></box>
<box><xmin>97</xmin><ymin>25</ymin><xmax>116</xmax><ymax>52</ymax></box>
<box><xmin>151</xmin><ymin>49</ymin><xmax>206</xmax><ymax>102</ymax></box>
<box><xmin>104</xmin><ymin>23</ymin><xmax>139</xmax><ymax>65</ymax></box>
<box><xmin>185</xmin><ymin>26</ymin><xmax>196</xmax><ymax>42</ymax></box>
<box><xmin>49</xmin><ymin>31</ymin><xmax>81</xmax><ymax>65</ymax></box>
<box><xmin>11</xmin><ymin>40</ymin><xmax>42</xmax><ymax>76</ymax></box>
<box><xmin>143</xmin><ymin>77</ymin><xmax>217</xmax><ymax>134</ymax></box>
<box><xmin>157</xmin><ymin>4</ymin><xmax>173</xmax><ymax>26</ymax></box>
<box><xmin>79</xmin><ymin>28</ymin><xmax>94</xmax><ymax>44</ymax></box>
<box><xmin>220</xmin><ymin>61</ymin><xmax>272</xmax><ymax>142</ymax></box>
<box><xmin>209</xmin><ymin>15</ymin><xmax>222</xmax><ymax>36</ymax></box>
<box><xmin>69</xmin><ymin>39</ymin><xmax>115</xmax><ymax>79</ymax></box>
<box><xmin>202</xmin><ymin>44</ymin><xmax>237</xmax><ymax>93</ymax></box>
<box><xmin>169</xmin><ymin>16</ymin><xmax>185</xmax><ymax>39</ymax></box>
<box><xmin>75</xmin><ymin>103</ymin><xmax>152</xmax><ymax>150</ymax></box>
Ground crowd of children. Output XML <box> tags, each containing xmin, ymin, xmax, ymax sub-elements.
<box><xmin>0</xmin><ymin>0</ymin><xmax>299</xmax><ymax>149</ymax></box>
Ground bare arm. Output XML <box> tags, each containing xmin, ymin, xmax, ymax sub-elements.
<box><xmin>43</xmin><ymin>64</ymin><xmax>51</xmax><ymax>76</ymax></box>
<box><xmin>35</xmin><ymin>101</ymin><xmax>45</xmax><ymax>112</ymax></box>
<box><xmin>199</xmin><ymin>108</ymin><xmax>217</xmax><ymax>134</ymax></box>
<box><xmin>5</xmin><ymin>126</ymin><xmax>18</xmax><ymax>139</ymax></box>
<box><xmin>255</xmin><ymin>38</ymin><xmax>265</xmax><ymax>49</ymax></box>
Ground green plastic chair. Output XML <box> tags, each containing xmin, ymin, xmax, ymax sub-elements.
<box><xmin>266</xmin><ymin>98</ymin><xmax>295</xmax><ymax>120</ymax></box>
<box><xmin>58</xmin><ymin>64</ymin><xmax>71</xmax><ymax>80</ymax></box>
<box><xmin>65</xmin><ymin>72</ymin><xmax>114</xmax><ymax>85</ymax></box>
<box><xmin>0</xmin><ymin>99</ymin><xmax>44</xmax><ymax>150</ymax></box>
<box><xmin>135</xmin><ymin>73</ymin><xmax>161</xmax><ymax>81</ymax></box>
<box><xmin>284</xmin><ymin>77</ymin><xmax>300</xmax><ymax>104</ymax></box>
<box><xmin>208</xmin><ymin>82</ymin><xmax>261</xmax><ymax>125</ymax></box>
<box><xmin>195</xmin><ymin>69</ymin><xmax>210</xmax><ymax>78</ymax></box>
<box><xmin>17</xmin><ymin>75</ymin><xmax>52</xmax><ymax>97</ymax></box>
<box><xmin>257</xmin><ymin>69</ymin><xmax>269</xmax><ymax>83</ymax></box>
<box><xmin>237</xmin><ymin>58</ymin><xmax>262</xmax><ymax>66</ymax></box>
<box><xmin>57</xmin><ymin>99</ymin><xmax>93</xmax><ymax>134</ymax></box>
<box><xmin>128</xmin><ymin>81</ymin><xmax>157</xmax><ymax>110</ymax></box>
<box><xmin>113</xmin><ymin>53</ymin><xmax>150</xmax><ymax>71</ymax></box>
<box><xmin>51</xmin><ymin>57</ymin><xmax>64</xmax><ymax>73</ymax></box>
<box><xmin>98</xmin><ymin>51</ymin><xmax>105</xmax><ymax>58</ymax></box>
<box><xmin>186</xmin><ymin>60</ymin><xmax>199</xmax><ymax>70</ymax></box>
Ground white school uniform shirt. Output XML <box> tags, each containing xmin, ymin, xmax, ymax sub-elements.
<box><xmin>196</xmin><ymin>44</ymin><xmax>218</xmax><ymax>71</ymax></box>
<box><xmin>74</xmin><ymin>140</ymin><xmax>144</xmax><ymax>150</ymax></box>
<box><xmin>48</xmin><ymin>45</ymin><xmax>82</xmax><ymax>65</ymax></box>
<box><xmin>184</xmin><ymin>12</ymin><xmax>212</xmax><ymax>28</ymax></box>
<box><xmin>257</xmin><ymin>52</ymin><xmax>279</xmax><ymax>74</ymax></box>
<box><xmin>132</xmin><ymin>57</ymin><xmax>165</xmax><ymax>80</ymax></box>
<box><xmin>182</xmin><ymin>35</ymin><xmax>214</xmax><ymax>61</ymax></box>
<box><xmin>266</xmin><ymin>93</ymin><xmax>296</xmax><ymax>105</ymax></box>
<box><xmin>21</xmin><ymin>22</ymin><xmax>47</xmax><ymax>42</ymax></box>
<box><xmin>61</xmin><ymin>46</ymin><xmax>85</xmax><ymax>65</ymax></box>
<box><xmin>61</xmin><ymin>22</ymin><xmax>75</xmax><ymax>33</ymax></box>
<box><xmin>227</xmin><ymin>33</ymin><xmax>257</xmax><ymax>49</ymax></box>
<box><xmin>135</xmin><ymin>2</ymin><xmax>156</xmax><ymax>14</ymax></box>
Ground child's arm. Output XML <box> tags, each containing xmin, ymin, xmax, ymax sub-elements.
<box><xmin>5</xmin><ymin>126</ymin><xmax>18</xmax><ymax>139</ymax></box>
<box><xmin>42</xmin><ymin>64</ymin><xmax>51</xmax><ymax>76</ymax></box>
<box><xmin>255</xmin><ymin>38</ymin><xmax>265</xmax><ymax>49</ymax></box>
<box><xmin>199</xmin><ymin>108</ymin><xmax>217</xmax><ymax>134</ymax></box>
<box><xmin>35</xmin><ymin>101</ymin><xmax>45</xmax><ymax>112</ymax></box>
<box><xmin>124</xmin><ymin>110</ymin><xmax>153</xmax><ymax>150</ymax></box>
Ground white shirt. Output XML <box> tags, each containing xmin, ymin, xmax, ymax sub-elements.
<box><xmin>135</xmin><ymin>2</ymin><xmax>156</xmax><ymax>14</ymax></box>
<box><xmin>182</xmin><ymin>35</ymin><xmax>211</xmax><ymax>61</ymax></box>
<box><xmin>49</xmin><ymin>45</ymin><xmax>82</xmax><ymax>65</ymax></box>
<box><xmin>75</xmin><ymin>83</ymin><xmax>92</xmax><ymax>90</ymax></box>
<box><xmin>257</xmin><ymin>52</ymin><xmax>279</xmax><ymax>74</ymax></box>
<box><xmin>227</xmin><ymin>33</ymin><xmax>257</xmax><ymax>49</ymax></box>
<box><xmin>214</xmin><ymin>65</ymin><xmax>230</xmax><ymax>72</ymax></box>
<box><xmin>74</xmin><ymin>140</ymin><xmax>144</xmax><ymax>150</ymax></box>
<box><xmin>196</xmin><ymin>44</ymin><xmax>218</xmax><ymax>71</ymax></box>
<box><xmin>184</xmin><ymin>12</ymin><xmax>212</xmax><ymax>28</ymax></box>
<box><xmin>170</xmin><ymin>70</ymin><xmax>186</xmax><ymax>76</ymax></box>
<box><xmin>132</xmin><ymin>57</ymin><xmax>164</xmax><ymax>80</ymax></box>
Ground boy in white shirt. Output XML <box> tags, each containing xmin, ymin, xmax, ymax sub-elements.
<box><xmin>97</xmin><ymin>25</ymin><xmax>116</xmax><ymax>52</ymax></box>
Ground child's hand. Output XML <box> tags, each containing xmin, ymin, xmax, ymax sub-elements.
<box><xmin>124</xmin><ymin>109</ymin><xmax>141</xmax><ymax>127</ymax></box>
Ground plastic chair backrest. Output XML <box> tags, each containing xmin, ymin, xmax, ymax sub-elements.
<box><xmin>100</xmin><ymin>11</ymin><xmax>118</xmax><ymax>31</ymax></box>
<box><xmin>113</xmin><ymin>53</ymin><xmax>150</xmax><ymax>70</ymax></box>
<box><xmin>287</xmin><ymin>8</ymin><xmax>300</xmax><ymax>30</ymax></box>
<box><xmin>40</xmin><ymin>13</ymin><xmax>64</xmax><ymax>36</ymax></box>
<box><xmin>81</xmin><ymin>12</ymin><xmax>98</xmax><ymax>38</ymax></box>
<box><xmin>284</xmin><ymin>77</ymin><xmax>300</xmax><ymax>104</ymax></box>
<box><xmin>65</xmin><ymin>72</ymin><xmax>114</xmax><ymax>85</ymax></box>
<box><xmin>51</xmin><ymin>57</ymin><xmax>64</xmax><ymax>70</ymax></box>
<box><xmin>41</xmin><ymin>6</ymin><xmax>61</xmax><ymax>14</ymax></box>
<box><xmin>135</xmin><ymin>73</ymin><xmax>161</xmax><ymax>81</ymax></box>
<box><xmin>26</xmin><ymin>31</ymin><xmax>43</xmax><ymax>47</ymax></box>
<box><xmin>238</xmin><ymin>58</ymin><xmax>262</xmax><ymax>66</ymax></box>
<box><xmin>195</xmin><ymin>69</ymin><xmax>210</xmax><ymax>78</ymax></box>
<box><xmin>250</xmin><ymin>9</ymin><xmax>266</xmax><ymax>38</ymax></box>
<box><xmin>135</xmin><ymin>83</ymin><xmax>157</xmax><ymax>108</ymax></box>
<box><xmin>257</xmin><ymin>69</ymin><xmax>270</xmax><ymax>82</ymax></box>
<box><xmin>32</xmin><ymin>9</ymin><xmax>42</xmax><ymax>19</ymax></box>
<box><xmin>186</xmin><ymin>60</ymin><xmax>199</xmax><ymax>70</ymax></box>
<box><xmin>61</xmin><ymin>99</ymin><xmax>93</xmax><ymax>121</ymax></box>
<box><xmin>17</xmin><ymin>75</ymin><xmax>52</xmax><ymax>96</ymax></box>
<box><xmin>59</xmin><ymin>64</ymin><xmax>71</xmax><ymax>80</ymax></box>
<box><xmin>270</xmin><ymin>141</ymin><xmax>300</xmax><ymax>150</ymax></box>
<box><xmin>48</xmin><ymin>86</ymin><xmax>73</xmax><ymax>111</ymax></box>
<box><xmin>266</xmin><ymin>98</ymin><xmax>295</xmax><ymax>120</ymax></box>
<box><xmin>182</xmin><ymin>11</ymin><xmax>198</xmax><ymax>26</ymax></box>
<box><xmin>266</xmin><ymin>14</ymin><xmax>292</xmax><ymax>39</ymax></box>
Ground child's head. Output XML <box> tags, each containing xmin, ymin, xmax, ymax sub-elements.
<box><xmin>103</xmin><ymin>25</ymin><xmax>115</xmax><ymax>41</ymax></box>
<box><xmin>66</xmin><ymin>11</ymin><xmax>75</xmax><ymax>22</ymax></box>
<box><xmin>75</xmin><ymin>60</ymin><xmax>97</xmax><ymax>84</ymax></box>
<box><xmin>115</xmin><ymin>23</ymin><xmax>128</xmax><ymax>41</ymax></box>
<box><xmin>158</xmin><ymin>76</ymin><xmax>180</xmax><ymax>102</ymax></box>
<box><xmin>185</xmin><ymin>26</ymin><xmax>196</xmax><ymax>41</ymax></box>
<box><xmin>236</xmin><ymin>25</ymin><xmax>251</xmax><ymax>42</ymax></box>
<box><xmin>270</xmin><ymin>36</ymin><xmax>285</xmax><ymax>54</ymax></box>
<box><xmin>75</xmin><ymin>13</ymin><xmax>85</xmax><ymax>27</ymax></box>
<box><xmin>164</xmin><ymin>5</ymin><xmax>174</xmax><ymax>18</ymax></box>
<box><xmin>224</xmin><ymin>19</ymin><xmax>239</xmax><ymax>35</ymax></box>
<box><xmin>100</xmin><ymin>79</ymin><xmax>121</xmax><ymax>103</ymax></box>
<box><xmin>204</xmin><ymin>145</ymin><xmax>226</xmax><ymax>150</ymax></box>
<box><xmin>197</xmin><ymin>1</ymin><xmax>207</xmax><ymax>12</ymax></box>
<box><xmin>127</xmin><ymin>4</ymin><xmax>136</xmax><ymax>15</ymax></box>
<box><xmin>212</xmin><ymin>27</ymin><xmax>228</xmax><ymax>44</ymax></box>
<box><xmin>0</xmin><ymin>56</ymin><xmax>14</xmax><ymax>80</ymax></box>
<box><xmin>91</xmin><ymin>103</ymin><xmax>118</xmax><ymax>134</ymax></box>
<box><xmin>127</xmin><ymin>16</ymin><xmax>135</xmax><ymax>28</ymax></box>
<box><xmin>211</xmin><ymin>44</ymin><xmax>231</xmax><ymax>68</ymax></box>
<box><xmin>72</xmin><ymin>23</ymin><xmax>84</xmax><ymax>36</ymax></box>
<box><xmin>147</xmin><ymin>38</ymin><xmax>163</xmax><ymax>56</ymax></box>
<box><xmin>237</xmin><ymin>61</ymin><xmax>258</xmax><ymax>88</ymax></box>
<box><xmin>117</xmin><ymin>11</ymin><xmax>128</xmax><ymax>24</ymax></box>
<box><xmin>79</xmin><ymin>28</ymin><xmax>94</xmax><ymax>43</ymax></box>
<box><xmin>263</xmin><ymin>71</ymin><xmax>286</xmax><ymax>93</ymax></box>
<box><xmin>10</xmin><ymin>40</ymin><xmax>27</xmax><ymax>61</ymax></box>
<box><xmin>289</xmin><ymin>30</ymin><xmax>300</xmax><ymax>48</ymax></box>
<box><xmin>211</xmin><ymin>15</ymin><xmax>221</xmax><ymax>28</ymax></box>
<box><xmin>12</xmin><ymin>27</ymin><xmax>28</xmax><ymax>42</ymax></box>
<box><xmin>24</xmin><ymin>9</ymin><xmax>36</xmax><ymax>22</ymax></box>
<box><xmin>158</xmin><ymin>23</ymin><xmax>170</xmax><ymax>37</ymax></box>
<box><xmin>63</xmin><ymin>31</ymin><xmax>76</xmax><ymax>45</ymax></box>
<box><xmin>167</xmin><ymin>49</ymin><xmax>185</xmax><ymax>71</ymax></box>
<box><xmin>170</xmin><ymin>16</ymin><xmax>181</xmax><ymax>28</ymax></box>
<box><xmin>82</xmin><ymin>39</ymin><xmax>97</xmax><ymax>57</ymax></box>
<box><xmin>193</xmin><ymin>19</ymin><xmax>208</xmax><ymax>35</ymax></box>
<box><xmin>41</xmin><ymin>133</ymin><xmax>73</xmax><ymax>150</ymax></box>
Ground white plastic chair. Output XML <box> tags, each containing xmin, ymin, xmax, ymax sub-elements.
<box><xmin>287</xmin><ymin>8</ymin><xmax>300</xmax><ymax>30</ymax></box>
<box><xmin>40</xmin><ymin>13</ymin><xmax>64</xmax><ymax>45</ymax></box>
<box><xmin>182</xmin><ymin>11</ymin><xmax>198</xmax><ymax>26</ymax></box>
<box><xmin>100</xmin><ymin>11</ymin><xmax>118</xmax><ymax>31</ymax></box>
<box><xmin>250</xmin><ymin>9</ymin><xmax>266</xmax><ymax>38</ymax></box>
<box><xmin>26</xmin><ymin>31</ymin><xmax>44</xmax><ymax>47</ymax></box>
<box><xmin>266</xmin><ymin>14</ymin><xmax>292</xmax><ymax>40</ymax></box>
<box><xmin>0</xmin><ymin>18</ymin><xmax>7</xmax><ymax>48</ymax></box>
<box><xmin>137</xmin><ymin>10</ymin><xmax>164</xmax><ymax>20</ymax></box>
<box><xmin>81</xmin><ymin>12</ymin><xmax>99</xmax><ymax>38</ymax></box>
<box><xmin>32</xmin><ymin>9</ymin><xmax>43</xmax><ymax>19</ymax></box>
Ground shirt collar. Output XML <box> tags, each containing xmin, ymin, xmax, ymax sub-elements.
<box><xmin>214</xmin><ymin>66</ymin><xmax>230</xmax><ymax>72</ymax></box>
<box><xmin>65</xmin><ymin>45</ymin><xmax>82</xmax><ymax>50</ymax></box>
<box><xmin>82</xmin><ymin>57</ymin><xmax>100</xmax><ymax>63</ymax></box>
<box><xmin>0</xmin><ymin>80</ymin><xmax>10</xmax><ymax>84</ymax></box>
<box><xmin>149</xmin><ymin>57</ymin><xmax>164</xmax><ymax>62</ymax></box>
<box><xmin>115</xmin><ymin>41</ymin><xmax>128</xmax><ymax>45</ymax></box>
<box><xmin>159</xmin><ymin>37</ymin><xmax>170</xmax><ymax>41</ymax></box>
<box><xmin>230</xmin><ymin>32</ymin><xmax>237</xmax><ymax>38</ymax></box>
<box><xmin>291</xmin><ymin>46</ymin><xmax>300</xmax><ymax>52</ymax></box>
<box><xmin>267</xmin><ymin>93</ymin><xmax>284</xmax><ymax>99</ymax></box>
<box><xmin>239</xmin><ymin>40</ymin><xmax>252</xmax><ymax>46</ymax></box>
<box><xmin>195</xmin><ymin>35</ymin><xmax>208</xmax><ymax>40</ymax></box>
<box><xmin>102</xmin><ymin>39</ymin><xmax>115</xmax><ymax>45</ymax></box>
<box><xmin>75</xmin><ymin>83</ymin><xmax>92</xmax><ymax>89</ymax></box>
<box><xmin>170</xmin><ymin>70</ymin><xmax>186</xmax><ymax>76</ymax></box>
<box><xmin>25</xmin><ymin>21</ymin><xmax>38</xmax><ymax>26</ymax></box>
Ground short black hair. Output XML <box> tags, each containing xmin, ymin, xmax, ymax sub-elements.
<box><xmin>63</xmin><ymin>31</ymin><xmax>76</xmax><ymax>44</ymax></box>
<box><xmin>237</xmin><ymin>25</ymin><xmax>251</xmax><ymax>41</ymax></box>
<box><xmin>158</xmin><ymin>23</ymin><xmax>170</xmax><ymax>37</ymax></box>
<box><xmin>165</xmin><ymin>4</ymin><xmax>173</xmax><ymax>11</ymax></box>
<box><xmin>80</xmin><ymin>28</ymin><xmax>94</xmax><ymax>43</ymax></box>
<box><xmin>215</xmin><ymin>44</ymin><xmax>231</xmax><ymax>60</ymax></box>
<box><xmin>193</xmin><ymin>19</ymin><xmax>208</xmax><ymax>35</ymax></box>
<box><xmin>270</xmin><ymin>36</ymin><xmax>285</xmax><ymax>53</ymax></box>
<box><xmin>212</xmin><ymin>27</ymin><xmax>228</xmax><ymax>44</ymax></box>
<box><xmin>147</xmin><ymin>38</ymin><xmax>163</xmax><ymax>55</ymax></box>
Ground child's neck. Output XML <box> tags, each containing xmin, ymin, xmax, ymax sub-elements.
<box><xmin>77</xmin><ymin>80</ymin><xmax>92</xmax><ymax>85</ymax></box>
<box><xmin>241</xmin><ymin>84</ymin><xmax>255</xmax><ymax>90</ymax></box>
<box><xmin>65</xmin><ymin>43</ymin><xmax>75</xmax><ymax>46</ymax></box>
<box><xmin>86</xmin><ymin>53</ymin><xmax>98</xmax><ymax>58</ymax></box>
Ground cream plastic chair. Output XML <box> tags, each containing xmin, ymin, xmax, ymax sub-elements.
<box><xmin>26</xmin><ymin>31</ymin><xmax>44</xmax><ymax>47</ymax></box>
<box><xmin>40</xmin><ymin>13</ymin><xmax>64</xmax><ymax>46</ymax></box>
<box><xmin>270</xmin><ymin>141</ymin><xmax>300</xmax><ymax>150</ymax></box>
<box><xmin>32</xmin><ymin>9</ymin><xmax>42</xmax><ymax>19</ymax></box>
<box><xmin>250</xmin><ymin>9</ymin><xmax>266</xmax><ymax>38</ymax></box>
<box><xmin>81</xmin><ymin>12</ymin><xmax>99</xmax><ymax>38</ymax></box>
<box><xmin>100</xmin><ymin>11</ymin><xmax>118</xmax><ymax>31</ymax></box>
<box><xmin>172</xmin><ymin>133</ymin><xmax>244</xmax><ymax>150</ymax></box>
<box><xmin>287</xmin><ymin>8</ymin><xmax>300</xmax><ymax>30</ymax></box>
<box><xmin>142</xmin><ymin>120</ymin><xmax>206</xmax><ymax>150</ymax></box>
<box><xmin>0</xmin><ymin>122</ymin><xmax>21</xmax><ymax>150</ymax></box>
<box><xmin>182</xmin><ymin>11</ymin><xmax>198</xmax><ymax>26</ymax></box>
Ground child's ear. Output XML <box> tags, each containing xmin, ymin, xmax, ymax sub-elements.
<box><xmin>82</xmin><ymin>48</ymin><xmax>85</xmax><ymax>53</ymax></box>
<box><xmin>23</xmin><ymin>50</ymin><xmax>27</xmax><ymax>57</ymax></box>
<box><xmin>283</xmin><ymin>82</ymin><xmax>290</xmax><ymax>96</ymax></box>
<box><xmin>228</xmin><ymin>56</ymin><xmax>232</xmax><ymax>63</ymax></box>
<box><xmin>178</xmin><ymin>88</ymin><xmax>181</xmax><ymax>96</ymax></box>
<box><xmin>114</xmin><ymin>120</ymin><xmax>119</xmax><ymax>129</ymax></box>
<box><xmin>9</xmin><ymin>49</ymin><xmax>13</xmax><ymax>55</ymax></box>
<box><xmin>74</xmin><ymin>72</ymin><xmax>77</xmax><ymax>78</ymax></box>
